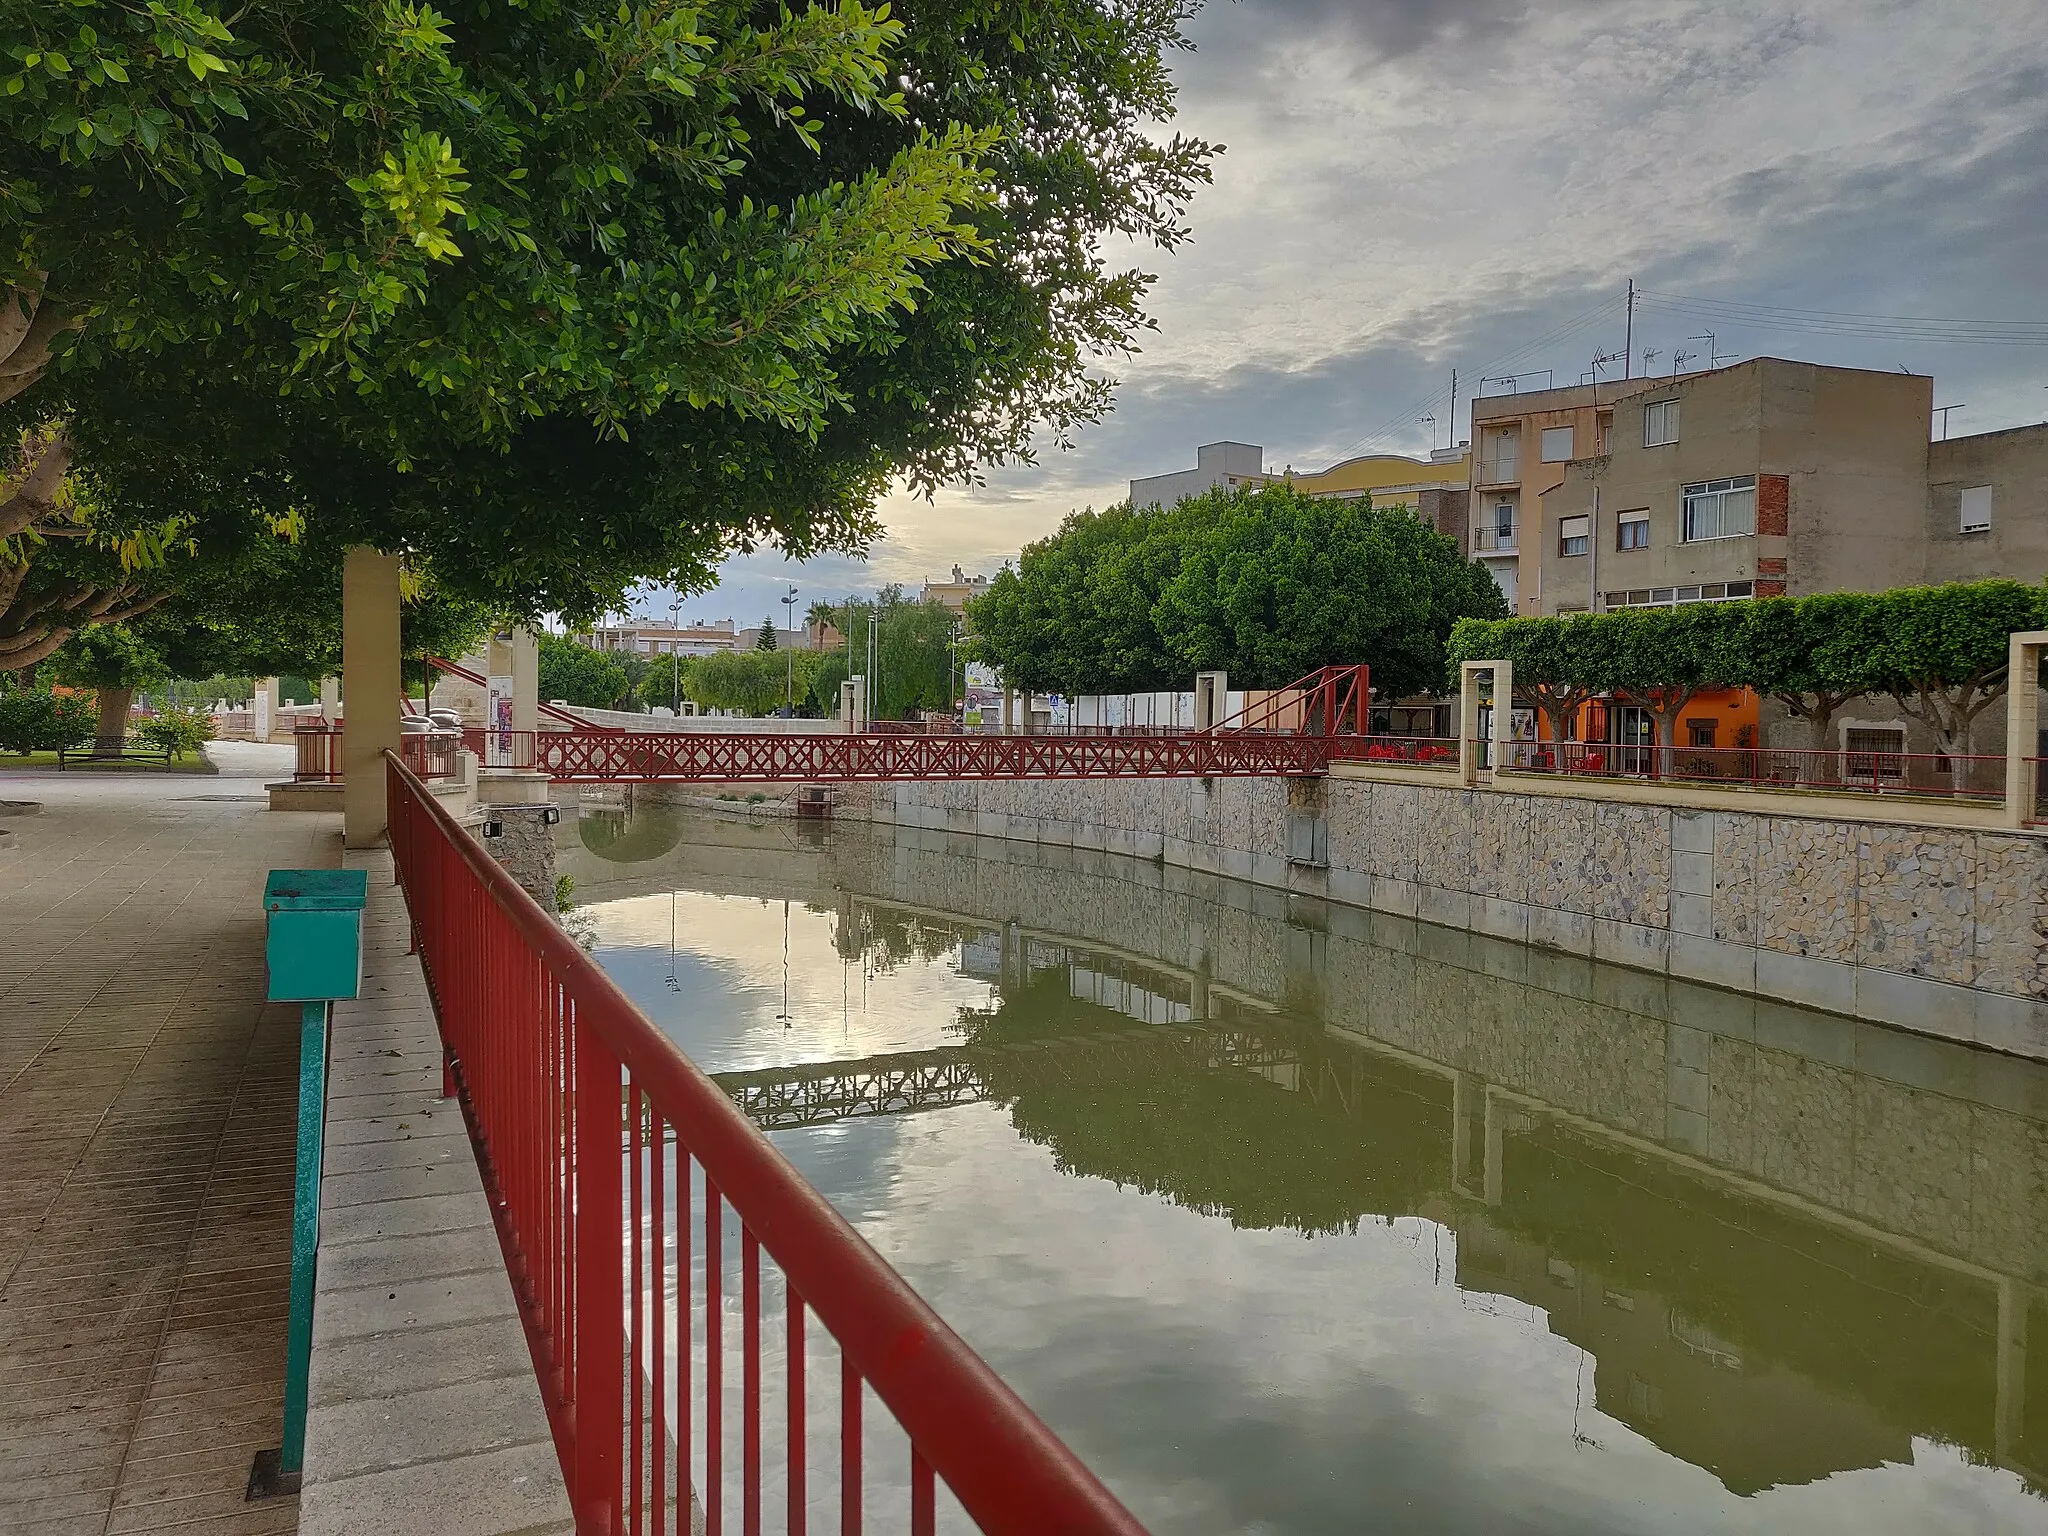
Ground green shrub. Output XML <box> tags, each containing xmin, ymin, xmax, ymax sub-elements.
<box><xmin>135</xmin><ymin>707</ymin><xmax>218</xmax><ymax>761</ymax></box>
<box><xmin>0</xmin><ymin>690</ymin><xmax>96</xmax><ymax>754</ymax></box>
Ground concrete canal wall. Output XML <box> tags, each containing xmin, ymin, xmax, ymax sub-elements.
<box><xmin>840</xmin><ymin>771</ymin><xmax>2048</xmax><ymax>1061</ymax></box>
<box><xmin>824</xmin><ymin>823</ymin><xmax>2048</xmax><ymax>1291</ymax></box>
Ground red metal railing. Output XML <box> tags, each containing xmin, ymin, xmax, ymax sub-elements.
<box><xmin>458</xmin><ymin>726</ymin><xmax>1339</xmax><ymax>781</ymax></box>
<box><xmin>1489</xmin><ymin>739</ymin><xmax>2007</xmax><ymax>800</ymax></box>
<box><xmin>296</xmin><ymin>724</ymin><xmax>459</xmax><ymax>782</ymax></box>
<box><xmin>385</xmin><ymin>752</ymin><xmax>1148</xmax><ymax>1536</ymax></box>
<box><xmin>294</xmin><ymin>723</ymin><xmax>342</xmax><ymax>782</ymax></box>
<box><xmin>1329</xmin><ymin>735</ymin><xmax>1461</xmax><ymax>768</ymax></box>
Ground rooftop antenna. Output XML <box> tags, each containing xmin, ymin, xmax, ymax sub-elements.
<box><xmin>1671</xmin><ymin>348</ymin><xmax>1696</xmax><ymax>376</ymax></box>
<box><xmin>1589</xmin><ymin>348</ymin><xmax>1625</xmax><ymax>385</ymax></box>
<box><xmin>1688</xmin><ymin>331</ymin><xmax>1724</xmax><ymax>367</ymax></box>
<box><xmin>1641</xmin><ymin>348</ymin><xmax>1661</xmax><ymax>374</ymax></box>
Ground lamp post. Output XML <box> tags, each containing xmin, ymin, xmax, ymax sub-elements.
<box><xmin>667</xmin><ymin>599</ymin><xmax>682</xmax><ymax>714</ymax></box>
<box><xmin>780</xmin><ymin>586</ymin><xmax>798</xmax><ymax>715</ymax></box>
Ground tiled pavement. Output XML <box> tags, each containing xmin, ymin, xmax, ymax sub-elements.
<box><xmin>0</xmin><ymin>763</ymin><xmax>331</xmax><ymax>1536</ymax></box>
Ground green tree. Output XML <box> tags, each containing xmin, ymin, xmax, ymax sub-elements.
<box><xmin>755</xmin><ymin>617</ymin><xmax>778</xmax><ymax>653</ymax></box>
<box><xmin>1727</xmin><ymin>594</ymin><xmax>1888</xmax><ymax>759</ymax></box>
<box><xmin>975</xmin><ymin>487</ymin><xmax>1507</xmax><ymax>698</ymax></box>
<box><xmin>50</xmin><ymin>622</ymin><xmax>167</xmax><ymax>741</ymax></box>
<box><xmin>135</xmin><ymin>704</ymin><xmax>215</xmax><ymax>760</ymax></box>
<box><xmin>1873</xmin><ymin>581</ymin><xmax>2045</xmax><ymax>760</ymax></box>
<box><xmin>8</xmin><ymin>0</ymin><xmax>1215</xmax><ymax>644</ymax></box>
<box><xmin>1447</xmin><ymin>614</ymin><xmax>1601</xmax><ymax>747</ymax></box>
<box><xmin>876</xmin><ymin>600</ymin><xmax>957</xmax><ymax>717</ymax></box>
<box><xmin>680</xmin><ymin>649</ymin><xmax>822</xmax><ymax>716</ymax></box>
<box><xmin>538</xmin><ymin>634</ymin><xmax>631</xmax><ymax>711</ymax></box>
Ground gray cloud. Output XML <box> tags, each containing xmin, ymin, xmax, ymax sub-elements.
<box><xmin>675</xmin><ymin>0</ymin><xmax>2048</xmax><ymax>623</ymax></box>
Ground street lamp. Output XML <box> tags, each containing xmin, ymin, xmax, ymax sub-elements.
<box><xmin>781</xmin><ymin>586</ymin><xmax>798</xmax><ymax>715</ymax></box>
<box><xmin>667</xmin><ymin>598</ymin><xmax>682</xmax><ymax>714</ymax></box>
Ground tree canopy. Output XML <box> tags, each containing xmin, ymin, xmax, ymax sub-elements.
<box><xmin>4</xmin><ymin>0</ymin><xmax>1217</xmax><ymax>652</ymax></box>
<box><xmin>969</xmin><ymin>486</ymin><xmax>1509</xmax><ymax>697</ymax></box>
<box><xmin>538</xmin><ymin>633</ymin><xmax>630</xmax><ymax>711</ymax></box>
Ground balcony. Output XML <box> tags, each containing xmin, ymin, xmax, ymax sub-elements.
<box><xmin>1475</xmin><ymin>456</ymin><xmax>1520</xmax><ymax>487</ymax></box>
<box><xmin>1472</xmin><ymin>524</ymin><xmax>1519</xmax><ymax>555</ymax></box>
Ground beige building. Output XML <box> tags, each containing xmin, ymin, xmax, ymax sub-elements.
<box><xmin>1534</xmin><ymin>358</ymin><xmax>2048</xmax><ymax>614</ymax></box>
<box><xmin>920</xmin><ymin>567</ymin><xmax>990</xmax><ymax>615</ymax></box>
<box><xmin>1466</xmin><ymin>375</ymin><xmax>1672</xmax><ymax>614</ymax></box>
<box><xmin>581</xmin><ymin>619</ymin><xmax>737</xmax><ymax>656</ymax></box>
<box><xmin>1128</xmin><ymin>440</ymin><xmax>1471</xmax><ymax>543</ymax></box>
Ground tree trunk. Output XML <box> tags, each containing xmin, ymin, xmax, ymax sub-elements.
<box><xmin>96</xmin><ymin>686</ymin><xmax>133</xmax><ymax>751</ymax></box>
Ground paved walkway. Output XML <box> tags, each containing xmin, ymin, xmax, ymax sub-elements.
<box><xmin>0</xmin><ymin>753</ymin><xmax>328</xmax><ymax>1536</ymax></box>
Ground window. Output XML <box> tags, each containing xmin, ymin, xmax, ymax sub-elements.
<box><xmin>1596</xmin><ymin>412</ymin><xmax>1613</xmax><ymax>455</ymax></box>
<box><xmin>1559</xmin><ymin>514</ymin><xmax>1590</xmax><ymax>556</ymax></box>
<box><xmin>1686</xmin><ymin>718</ymin><xmax>1719</xmax><ymax>748</ymax></box>
<box><xmin>1541</xmin><ymin>426</ymin><xmax>1575</xmax><ymax>462</ymax></box>
<box><xmin>1476</xmin><ymin>499</ymin><xmax>1516</xmax><ymax>551</ymax></box>
<box><xmin>1617</xmin><ymin>511</ymin><xmax>1650</xmax><ymax>549</ymax></box>
<box><xmin>1961</xmin><ymin>485</ymin><xmax>1992</xmax><ymax>533</ymax></box>
<box><xmin>1683</xmin><ymin>475</ymin><xmax>1757</xmax><ymax>542</ymax></box>
<box><xmin>1644</xmin><ymin>399</ymin><xmax>1680</xmax><ymax>446</ymax></box>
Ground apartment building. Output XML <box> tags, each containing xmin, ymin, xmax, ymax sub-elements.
<box><xmin>1465</xmin><ymin>376</ymin><xmax>1671</xmax><ymax>614</ymax></box>
<box><xmin>1519</xmin><ymin>357</ymin><xmax>2048</xmax><ymax>758</ymax></box>
<box><xmin>1533</xmin><ymin>358</ymin><xmax>2048</xmax><ymax>612</ymax></box>
<box><xmin>920</xmin><ymin>566</ymin><xmax>990</xmax><ymax>615</ymax></box>
<box><xmin>1128</xmin><ymin>441</ymin><xmax>1471</xmax><ymax>542</ymax></box>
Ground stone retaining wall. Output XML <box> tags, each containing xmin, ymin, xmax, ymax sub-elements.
<box><xmin>844</xmin><ymin>773</ymin><xmax>2048</xmax><ymax>1060</ymax></box>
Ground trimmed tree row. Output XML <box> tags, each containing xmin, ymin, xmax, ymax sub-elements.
<box><xmin>1446</xmin><ymin>581</ymin><xmax>2045</xmax><ymax>760</ymax></box>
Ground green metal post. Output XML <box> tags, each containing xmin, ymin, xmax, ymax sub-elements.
<box><xmin>280</xmin><ymin>999</ymin><xmax>330</xmax><ymax>1482</ymax></box>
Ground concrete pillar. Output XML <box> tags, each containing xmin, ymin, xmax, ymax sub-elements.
<box><xmin>1458</xmin><ymin>662</ymin><xmax>1486</xmax><ymax>787</ymax></box>
<box><xmin>318</xmin><ymin>676</ymin><xmax>340</xmax><ymax>726</ymax></box>
<box><xmin>1491</xmin><ymin>658</ymin><xmax>1514</xmax><ymax>772</ymax></box>
<box><xmin>343</xmin><ymin>547</ymin><xmax>403</xmax><ymax>849</ymax></box>
<box><xmin>510</xmin><ymin>625</ymin><xmax>540</xmax><ymax>736</ymax></box>
<box><xmin>255</xmin><ymin>677</ymin><xmax>279</xmax><ymax>742</ymax></box>
<box><xmin>2004</xmin><ymin>631</ymin><xmax>2045</xmax><ymax>829</ymax></box>
<box><xmin>1195</xmin><ymin>671</ymin><xmax>1228</xmax><ymax>731</ymax></box>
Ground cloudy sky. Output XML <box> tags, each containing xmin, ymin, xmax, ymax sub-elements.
<box><xmin>660</xmin><ymin>0</ymin><xmax>2048</xmax><ymax>630</ymax></box>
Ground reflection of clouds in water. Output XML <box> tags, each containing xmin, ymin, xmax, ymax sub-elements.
<box><xmin>775</xmin><ymin>1105</ymin><xmax>2048</xmax><ymax>1536</ymax></box>
<box><xmin>588</xmin><ymin>891</ymin><xmax>995</xmax><ymax>1074</ymax></box>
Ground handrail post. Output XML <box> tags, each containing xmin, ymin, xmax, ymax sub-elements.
<box><xmin>573</xmin><ymin>1024</ymin><xmax>625</xmax><ymax>1529</ymax></box>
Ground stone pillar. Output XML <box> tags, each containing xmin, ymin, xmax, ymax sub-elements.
<box><xmin>482</xmin><ymin>804</ymin><xmax>559</xmax><ymax>914</ymax></box>
<box><xmin>1491</xmin><ymin>658</ymin><xmax>1514</xmax><ymax>772</ymax></box>
<box><xmin>2004</xmin><ymin>631</ymin><xmax>2045</xmax><ymax>829</ymax></box>
<box><xmin>254</xmin><ymin>677</ymin><xmax>278</xmax><ymax>742</ymax></box>
<box><xmin>510</xmin><ymin>625</ymin><xmax>540</xmax><ymax>736</ymax></box>
<box><xmin>343</xmin><ymin>547</ymin><xmax>403</xmax><ymax>849</ymax></box>
<box><xmin>318</xmin><ymin>676</ymin><xmax>340</xmax><ymax>726</ymax></box>
<box><xmin>1194</xmin><ymin>671</ymin><xmax>1228</xmax><ymax>731</ymax></box>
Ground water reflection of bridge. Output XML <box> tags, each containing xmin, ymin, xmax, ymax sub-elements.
<box><xmin>711</xmin><ymin>1025</ymin><xmax>1307</xmax><ymax>1131</ymax></box>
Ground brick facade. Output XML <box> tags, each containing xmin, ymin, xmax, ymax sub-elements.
<box><xmin>1757</xmin><ymin>473</ymin><xmax>1789</xmax><ymax>537</ymax></box>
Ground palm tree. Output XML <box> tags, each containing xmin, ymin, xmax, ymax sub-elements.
<box><xmin>805</xmin><ymin>600</ymin><xmax>839</xmax><ymax>647</ymax></box>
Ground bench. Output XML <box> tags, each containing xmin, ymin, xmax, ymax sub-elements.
<box><xmin>57</xmin><ymin>737</ymin><xmax>176</xmax><ymax>770</ymax></box>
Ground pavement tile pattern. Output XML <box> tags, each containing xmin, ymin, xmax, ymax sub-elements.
<box><xmin>0</xmin><ymin>774</ymin><xmax>328</xmax><ymax>1536</ymax></box>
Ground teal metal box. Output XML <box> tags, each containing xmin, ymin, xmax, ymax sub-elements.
<box><xmin>264</xmin><ymin>869</ymin><xmax>368</xmax><ymax>1002</ymax></box>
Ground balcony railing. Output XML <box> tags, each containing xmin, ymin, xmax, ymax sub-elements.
<box><xmin>1474</xmin><ymin>456</ymin><xmax>1519</xmax><ymax>486</ymax></box>
<box><xmin>384</xmin><ymin>753</ymin><xmax>1149</xmax><ymax>1536</ymax></box>
<box><xmin>1471</xmin><ymin>524</ymin><xmax>1518</xmax><ymax>554</ymax></box>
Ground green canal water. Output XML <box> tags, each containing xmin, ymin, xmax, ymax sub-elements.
<box><xmin>560</xmin><ymin>799</ymin><xmax>2048</xmax><ymax>1534</ymax></box>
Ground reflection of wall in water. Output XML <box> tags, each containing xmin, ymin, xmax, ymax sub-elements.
<box><xmin>824</xmin><ymin>823</ymin><xmax>2048</xmax><ymax>1291</ymax></box>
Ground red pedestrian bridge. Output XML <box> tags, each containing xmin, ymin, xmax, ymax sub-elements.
<box><xmin>457</xmin><ymin>665</ymin><xmax>1381</xmax><ymax>782</ymax></box>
